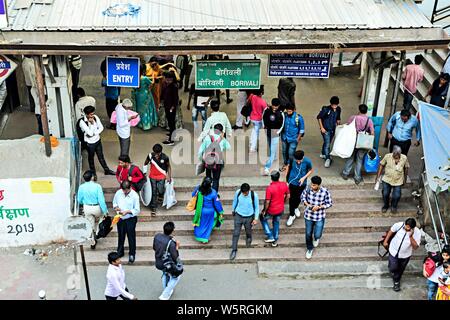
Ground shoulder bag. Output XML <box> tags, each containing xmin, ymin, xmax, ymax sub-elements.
<box><xmin>355</xmin><ymin>117</ymin><xmax>374</xmax><ymax>150</ymax></box>
<box><xmin>162</xmin><ymin>239</ymin><xmax>184</xmax><ymax>277</ymax></box>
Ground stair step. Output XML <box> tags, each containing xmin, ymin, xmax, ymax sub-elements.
<box><xmin>128</xmin><ymin>202</ymin><xmax>417</xmax><ymax>221</ymax></box>
<box><xmin>81</xmin><ymin>245</ymin><xmax>425</xmax><ymax>266</ymax></box>
<box><xmin>94</xmin><ymin>232</ymin><xmax>385</xmax><ymax>250</ymax></box>
<box><xmin>105</xmin><ymin>217</ymin><xmax>413</xmax><ymax>237</ymax></box>
<box><xmin>257</xmin><ymin>260</ymin><xmax>423</xmax><ymax>278</ymax></box>
<box><xmin>433</xmin><ymin>48</ymin><xmax>448</xmax><ymax>64</ymax></box>
<box><xmin>104</xmin><ymin>188</ymin><xmax>414</xmax><ymax>204</ymax></box>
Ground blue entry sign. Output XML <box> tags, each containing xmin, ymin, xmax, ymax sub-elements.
<box><xmin>268</xmin><ymin>53</ymin><xmax>332</xmax><ymax>78</ymax></box>
<box><xmin>106</xmin><ymin>56</ymin><xmax>140</xmax><ymax>88</ymax></box>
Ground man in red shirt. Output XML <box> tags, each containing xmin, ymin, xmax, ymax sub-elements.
<box><xmin>144</xmin><ymin>144</ymin><xmax>172</xmax><ymax>216</ymax></box>
<box><xmin>115</xmin><ymin>155</ymin><xmax>145</xmax><ymax>192</ymax></box>
<box><xmin>260</xmin><ymin>171</ymin><xmax>290</xmax><ymax>247</ymax></box>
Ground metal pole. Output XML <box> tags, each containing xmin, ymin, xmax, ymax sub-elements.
<box><xmin>431</xmin><ymin>0</ymin><xmax>439</xmax><ymax>24</ymax></box>
<box><xmin>33</xmin><ymin>56</ymin><xmax>52</xmax><ymax>157</ymax></box>
<box><xmin>338</xmin><ymin>53</ymin><xmax>343</xmax><ymax>66</ymax></box>
<box><xmin>423</xmin><ymin>173</ymin><xmax>442</xmax><ymax>252</ymax></box>
<box><xmin>79</xmin><ymin>245</ymin><xmax>91</xmax><ymax>300</ymax></box>
<box><xmin>384</xmin><ymin>51</ymin><xmax>405</xmax><ymax>147</ymax></box>
<box><xmin>371</xmin><ymin>51</ymin><xmax>387</xmax><ymax>116</ymax></box>
<box><xmin>433</xmin><ymin>192</ymin><xmax>449</xmax><ymax>246</ymax></box>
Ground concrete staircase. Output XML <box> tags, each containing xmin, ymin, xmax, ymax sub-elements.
<box><xmin>83</xmin><ymin>176</ymin><xmax>425</xmax><ymax>274</ymax></box>
<box><xmin>391</xmin><ymin>48</ymin><xmax>449</xmax><ymax>111</ymax></box>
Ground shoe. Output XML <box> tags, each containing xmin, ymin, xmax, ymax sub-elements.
<box><xmin>319</xmin><ymin>154</ymin><xmax>326</xmax><ymax>159</ymax></box>
<box><xmin>393</xmin><ymin>282</ymin><xmax>401</xmax><ymax>292</ymax></box>
<box><xmin>229</xmin><ymin>250</ymin><xmax>237</xmax><ymax>260</ymax></box>
<box><xmin>246</xmin><ymin>238</ymin><xmax>252</xmax><ymax>248</ymax></box>
<box><xmin>117</xmin><ymin>252</ymin><xmax>124</xmax><ymax>258</ymax></box>
<box><xmin>287</xmin><ymin>215</ymin><xmax>295</xmax><ymax>227</ymax></box>
<box><xmin>232</xmin><ymin>125</ymin><xmax>242</xmax><ymax>130</ymax></box>
<box><xmin>264</xmin><ymin>238</ymin><xmax>275</xmax><ymax>243</ymax></box>
<box><xmin>340</xmin><ymin>172</ymin><xmax>349</xmax><ymax>180</ymax></box>
<box><xmin>354</xmin><ymin>178</ymin><xmax>362</xmax><ymax>185</ymax></box>
<box><xmin>381</xmin><ymin>207</ymin><xmax>388</xmax><ymax>213</ymax></box>
<box><xmin>324</xmin><ymin>159</ymin><xmax>331</xmax><ymax>168</ymax></box>
<box><xmin>162</xmin><ymin>140</ymin><xmax>175</xmax><ymax>146</ymax></box>
<box><xmin>158</xmin><ymin>291</ymin><xmax>172</xmax><ymax>300</ymax></box>
<box><xmin>226</xmin><ymin>98</ymin><xmax>233</xmax><ymax>104</ymax></box>
<box><xmin>166</xmin><ymin>133</ymin><xmax>171</xmax><ymax>136</ymax></box>
<box><xmin>271</xmin><ymin>241</ymin><xmax>278</xmax><ymax>247</ymax></box>
<box><xmin>391</xmin><ymin>207</ymin><xmax>398</xmax><ymax>214</ymax></box>
<box><xmin>90</xmin><ymin>239</ymin><xmax>97</xmax><ymax>250</ymax></box>
<box><xmin>294</xmin><ymin>208</ymin><xmax>301</xmax><ymax>218</ymax></box>
<box><xmin>150</xmin><ymin>209</ymin><xmax>157</xmax><ymax>217</ymax></box>
<box><xmin>128</xmin><ymin>255</ymin><xmax>135</xmax><ymax>264</ymax></box>
<box><xmin>104</xmin><ymin>169</ymin><xmax>115</xmax><ymax>176</ymax></box>
<box><xmin>313</xmin><ymin>239</ymin><xmax>320</xmax><ymax>248</ymax></box>
<box><xmin>306</xmin><ymin>250</ymin><xmax>313</xmax><ymax>259</ymax></box>
<box><xmin>263</xmin><ymin>168</ymin><xmax>271</xmax><ymax>176</ymax></box>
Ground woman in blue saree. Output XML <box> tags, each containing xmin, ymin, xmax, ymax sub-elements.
<box><xmin>192</xmin><ymin>177</ymin><xmax>224</xmax><ymax>243</ymax></box>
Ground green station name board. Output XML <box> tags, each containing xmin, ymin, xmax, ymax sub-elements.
<box><xmin>195</xmin><ymin>60</ymin><xmax>261</xmax><ymax>90</ymax></box>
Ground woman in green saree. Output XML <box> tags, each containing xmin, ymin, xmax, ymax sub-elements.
<box><xmin>132</xmin><ymin>64</ymin><xmax>158</xmax><ymax>130</ymax></box>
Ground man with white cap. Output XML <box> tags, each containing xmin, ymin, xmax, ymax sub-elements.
<box><xmin>116</xmin><ymin>98</ymin><xmax>137</xmax><ymax>157</ymax></box>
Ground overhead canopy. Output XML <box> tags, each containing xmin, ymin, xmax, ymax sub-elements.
<box><xmin>0</xmin><ymin>0</ymin><xmax>449</xmax><ymax>54</ymax></box>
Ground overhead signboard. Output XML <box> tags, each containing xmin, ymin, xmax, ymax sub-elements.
<box><xmin>195</xmin><ymin>60</ymin><xmax>261</xmax><ymax>90</ymax></box>
<box><xmin>0</xmin><ymin>55</ymin><xmax>17</xmax><ymax>84</ymax></box>
<box><xmin>0</xmin><ymin>0</ymin><xmax>7</xmax><ymax>29</ymax></box>
<box><xmin>106</xmin><ymin>56</ymin><xmax>140</xmax><ymax>88</ymax></box>
<box><xmin>268</xmin><ymin>53</ymin><xmax>332</xmax><ymax>78</ymax></box>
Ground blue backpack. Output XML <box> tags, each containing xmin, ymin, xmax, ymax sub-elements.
<box><xmin>364</xmin><ymin>149</ymin><xmax>380</xmax><ymax>173</ymax></box>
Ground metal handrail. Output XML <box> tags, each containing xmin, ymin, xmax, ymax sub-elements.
<box><xmin>73</xmin><ymin>141</ymin><xmax>82</xmax><ymax>217</ymax></box>
<box><xmin>421</xmin><ymin>171</ymin><xmax>449</xmax><ymax>252</ymax></box>
<box><xmin>431</xmin><ymin>0</ymin><xmax>450</xmax><ymax>28</ymax></box>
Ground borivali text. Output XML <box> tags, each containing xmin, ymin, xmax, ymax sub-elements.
<box><xmin>177</xmin><ymin>304</ymin><xmax>273</xmax><ymax>317</ymax></box>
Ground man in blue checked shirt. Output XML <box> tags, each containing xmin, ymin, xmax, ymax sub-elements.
<box><xmin>386</xmin><ymin>109</ymin><xmax>421</xmax><ymax>156</ymax></box>
<box><xmin>113</xmin><ymin>180</ymin><xmax>140</xmax><ymax>264</ymax></box>
<box><xmin>229</xmin><ymin>183</ymin><xmax>260</xmax><ymax>261</ymax></box>
<box><xmin>77</xmin><ymin>170</ymin><xmax>108</xmax><ymax>249</ymax></box>
<box><xmin>300</xmin><ymin>176</ymin><xmax>333</xmax><ymax>260</ymax></box>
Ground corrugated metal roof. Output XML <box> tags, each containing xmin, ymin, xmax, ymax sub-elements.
<box><xmin>4</xmin><ymin>0</ymin><xmax>433</xmax><ymax>32</ymax></box>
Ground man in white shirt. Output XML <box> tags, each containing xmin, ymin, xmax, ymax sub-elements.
<box><xmin>74</xmin><ymin>87</ymin><xmax>96</xmax><ymax>120</ymax></box>
<box><xmin>113</xmin><ymin>180</ymin><xmax>140</xmax><ymax>264</ymax></box>
<box><xmin>198</xmin><ymin>99</ymin><xmax>232</xmax><ymax>142</ymax></box>
<box><xmin>383</xmin><ymin>218</ymin><xmax>421</xmax><ymax>292</ymax></box>
<box><xmin>104</xmin><ymin>252</ymin><xmax>137</xmax><ymax>300</ymax></box>
<box><xmin>116</xmin><ymin>98</ymin><xmax>137</xmax><ymax>157</ymax></box>
<box><xmin>22</xmin><ymin>56</ymin><xmax>36</xmax><ymax>113</ymax></box>
<box><xmin>79</xmin><ymin>106</ymin><xmax>115</xmax><ymax>176</ymax></box>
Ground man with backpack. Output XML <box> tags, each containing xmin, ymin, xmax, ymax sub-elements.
<box><xmin>115</xmin><ymin>155</ymin><xmax>146</xmax><ymax>193</ymax></box>
<box><xmin>340</xmin><ymin>104</ymin><xmax>374</xmax><ymax>185</ymax></box>
<box><xmin>262</xmin><ymin>98</ymin><xmax>285</xmax><ymax>175</ymax></box>
<box><xmin>317</xmin><ymin>96</ymin><xmax>342</xmax><ymax>168</ymax></box>
<box><xmin>144</xmin><ymin>144</ymin><xmax>172</xmax><ymax>216</ymax></box>
<box><xmin>280</xmin><ymin>105</ymin><xmax>305</xmax><ymax>172</ymax></box>
<box><xmin>78</xmin><ymin>106</ymin><xmax>115</xmax><ymax>176</ymax></box>
<box><xmin>286</xmin><ymin>150</ymin><xmax>313</xmax><ymax>227</ymax></box>
<box><xmin>153</xmin><ymin>222</ymin><xmax>182</xmax><ymax>300</ymax></box>
<box><xmin>383</xmin><ymin>218</ymin><xmax>421</xmax><ymax>292</ymax></box>
<box><xmin>198</xmin><ymin>123</ymin><xmax>231</xmax><ymax>192</ymax></box>
<box><xmin>230</xmin><ymin>183</ymin><xmax>260</xmax><ymax>261</ymax></box>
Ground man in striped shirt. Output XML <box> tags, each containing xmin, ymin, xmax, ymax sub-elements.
<box><xmin>301</xmin><ymin>176</ymin><xmax>333</xmax><ymax>259</ymax></box>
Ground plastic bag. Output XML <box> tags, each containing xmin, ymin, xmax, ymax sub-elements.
<box><xmin>330</xmin><ymin>119</ymin><xmax>357</xmax><ymax>158</ymax></box>
<box><xmin>110</xmin><ymin>110</ymin><xmax>141</xmax><ymax>127</ymax></box>
<box><xmin>163</xmin><ymin>180</ymin><xmax>177</xmax><ymax>209</ymax></box>
<box><xmin>364</xmin><ymin>149</ymin><xmax>380</xmax><ymax>173</ymax></box>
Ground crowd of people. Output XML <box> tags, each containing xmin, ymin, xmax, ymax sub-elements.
<box><xmin>71</xmin><ymin>54</ymin><xmax>450</xmax><ymax>301</ymax></box>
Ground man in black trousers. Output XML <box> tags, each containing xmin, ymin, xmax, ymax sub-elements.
<box><xmin>113</xmin><ymin>181</ymin><xmax>140</xmax><ymax>264</ymax></box>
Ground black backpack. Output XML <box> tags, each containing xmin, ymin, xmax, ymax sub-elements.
<box><xmin>96</xmin><ymin>216</ymin><xmax>112</xmax><ymax>239</ymax></box>
<box><xmin>233</xmin><ymin>190</ymin><xmax>256</xmax><ymax>214</ymax></box>
<box><xmin>202</xmin><ymin>135</ymin><xmax>224</xmax><ymax>170</ymax></box>
<box><xmin>240</xmin><ymin>94</ymin><xmax>253</xmax><ymax>117</ymax></box>
<box><xmin>162</xmin><ymin>239</ymin><xmax>184</xmax><ymax>277</ymax></box>
<box><xmin>128</xmin><ymin>165</ymin><xmax>147</xmax><ymax>192</ymax></box>
<box><xmin>76</xmin><ymin>118</ymin><xmax>87</xmax><ymax>144</ymax></box>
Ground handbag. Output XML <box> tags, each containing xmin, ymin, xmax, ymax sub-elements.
<box><xmin>162</xmin><ymin>239</ymin><xmax>184</xmax><ymax>277</ymax></box>
<box><xmin>186</xmin><ymin>193</ymin><xmax>198</xmax><ymax>212</ymax></box>
<box><xmin>240</xmin><ymin>94</ymin><xmax>253</xmax><ymax>117</ymax></box>
<box><xmin>195</xmin><ymin>162</ymin><xmax>205</xmax><ymax>176</ymax></box>
<box><xmin>355</xmin><ymin>117</ymin><xmax>374</xmax><ymax>150</ymax></box>
<box><xmin>96</xmin><ymin>216</ymin><xmax>112</xmax><ymax>239</ymax></box>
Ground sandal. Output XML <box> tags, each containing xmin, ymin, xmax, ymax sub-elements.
<box><xmin>279</xmin><ymin>165</ymin><xmax>287</xmax><ymax>172</ymax></box>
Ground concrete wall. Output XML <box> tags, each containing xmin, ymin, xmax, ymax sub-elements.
<box><xmin>0</xmin><ymin>135</ymin><xmax>74</xmax><ymax>247</ymax></box>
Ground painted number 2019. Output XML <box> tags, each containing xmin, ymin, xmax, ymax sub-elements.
<box><xmin>7</xmin><ymin>223</ymin><xmax>34</xmax><ymax>236</ymax></box>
